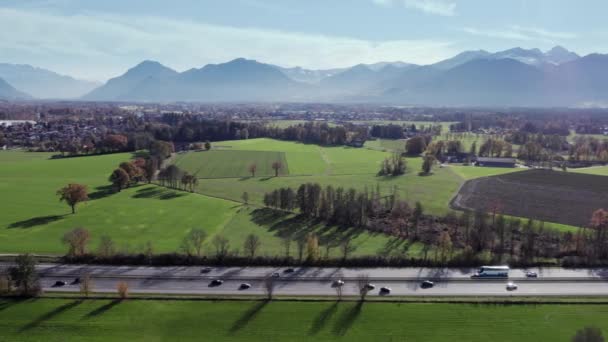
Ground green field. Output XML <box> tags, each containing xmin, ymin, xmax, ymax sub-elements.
<box><xmin>0</xmin><ymin>298</ymin><xmax>606</xmax><ymax>341</ymax></box>
<box><xmin>174</xmin><ymin>150</ymin><xmax>289</xmax><ymax>178</ymax></box>
<box><xmin>364</xmin><ymin>139</ymin><xmax>406</xmax><ymax>152</ymax></box>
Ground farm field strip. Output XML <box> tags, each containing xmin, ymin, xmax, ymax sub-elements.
<box><xmin>174</xmin><ymin>150</ymin><xmax>289</xmax><ymax>178</ymax></box>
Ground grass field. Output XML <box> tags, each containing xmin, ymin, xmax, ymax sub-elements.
<box><xmin>174</xmin><ymin>150</ymin><xmax>289</xmax><ymax>178</ymax></box>
<box><xmin>364</xmin><ymin>139</ymin><xmax>406</xmax><ymax>152</ymax></box>
<box><xmin>0</xmin><ymin>298</ymin><xmax>606</xmax><ymax>341</ymax></box>
<box><xmin>0</xmin><ymin>150</ymin><xmax>429</xmax><ymax>257</ymax></box>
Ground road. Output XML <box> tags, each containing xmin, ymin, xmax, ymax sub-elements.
<box><xmin>3</xmin><ymin>264</ymin><xmax>608</xmax><ymax>296</ymax></box>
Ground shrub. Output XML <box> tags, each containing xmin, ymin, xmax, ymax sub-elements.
<box><xmin>117</xmin><ymin>281</ymin><xmax>129</xmax><ymax>299</ymax></box>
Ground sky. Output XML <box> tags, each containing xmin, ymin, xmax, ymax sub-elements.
<box><xmin>0</xmin><ymin>0</ymin><xmax>606</xmax><ymax>81</ymax></box>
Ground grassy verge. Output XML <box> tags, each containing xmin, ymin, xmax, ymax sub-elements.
<box><xmin>0</xmin><ymin>297</ymin><xmax>606</xmax><ymax>341</ymax></box>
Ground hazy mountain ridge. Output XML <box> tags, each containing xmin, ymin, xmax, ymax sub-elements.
<box><xmin>0</xmin><ymin>77</ymin><xmax>31</xmax><ymax>100</ymax></box>
<box><xmin>0</xmin><ymin>63</ymin><xmax>99</xmax><ymax>99</ymax></box>
<box><xmin>72</xmin><ymin>46</ymin><xmax>608</xmax><ymax>106</ymax></box>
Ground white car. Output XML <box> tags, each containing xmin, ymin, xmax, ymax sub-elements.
<box><xmin>332</xmin><ymin>279</ymin><xmax>345</xmax><ymax>287</ymax></box>
<box><xmin>525</xmin><ymin>271</ymin><xmax>538</xmax><ymax>278</ymax></box>
<box><xmin>506</xmin><ymin>282</ymin><xmax>518</xmax><ymax>291</ymax></box>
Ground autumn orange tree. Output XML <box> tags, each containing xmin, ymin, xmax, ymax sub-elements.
<box><xmin>56</xmin><ymin>183</ymin><xmax>88</xmax><ymax>214</ymax></box>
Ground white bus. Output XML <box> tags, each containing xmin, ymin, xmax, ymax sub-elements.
<box><xmin>471</xmin><ymin>266</ymin><xmax>509</xmax><ymax>278</ymax></box>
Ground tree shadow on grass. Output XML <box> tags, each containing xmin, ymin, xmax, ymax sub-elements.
<box><xmin>332</xmin><ymin>301</ymin><xmax>363</xmax><ymax>336</ymax></box>
<box><xmin>131</xmin><ymin>186</ymin><xmax>186</xmax><ymax>200</ymax></box>
<box><xmin>308</xmin><ymin>301</ymin><xmax>339</xmax><ymax>335</ymax></box>
<box><xmin>88</xmin><ymin>184</ymin><xmax>115</xmax><ymax>200</ymax></box>
<box><xmin>229</xmin><ymin>300</ymin><xmax>269</xmax><ymax>334</ymax></box>
<box><xmin>8</xmin><ymin>214</ymin><xmax>66</xmax><ymax>229</ymax></box>
<box><xmin>250</xmin><ymin>208</ymin><xmax>291</xmax><ymax>226</ymax></box>
<box><xmin>82</xmin><ymin>299</ymin><xmax>121</xmax><ymax>319</ymax></box>
<box><xmin>19</xmin><ymin>300</ymin><xmax>83</xmax><ymax>332</ymax></box>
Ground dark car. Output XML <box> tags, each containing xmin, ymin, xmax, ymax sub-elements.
<box><xmin>209</xmin><ymin>279</ymin><xmax>224</xmax><ymax>286</ymax></box>
<box><xmin>200</xmin><ymin>267</ymin><xmax>212</xmax><ymax>274</ymax></box>
<box><xmin>379</xmin><ymin>287</ymin><xmax>391</xmax><ymax>294</ymax></box>
<box><xmin>284</xmin><ymin>268</ymin><xmax>295</xmax><ymax>273</ymax></box>
<box><xmin>70</xmin><ymin>278</ymin><xmax>81</xmax><ymax>285</ymax></box>
<box><xmin>421</xmin><ymin>280</ymin><xmax>434</xmax><ymax>289</ymax></box>
<box><xmin>239</xmin><ymin>283</ymin><xmax>251</xmax><ymax>290</ymax></box>
<box><xmin>364</xmin><ymin>283</ymin><xmax>376</xmax><ymax>291</ymax></box>
<box><xmin>52</xmin><ymin>280</ymin><xmax>67</xmax><ymax>287</ymax></box>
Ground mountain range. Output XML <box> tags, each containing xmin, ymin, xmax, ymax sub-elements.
<box><xmin>6</xmin><ymin>46</ymin><xmax>608</xmax><ymax>106</ymax></box>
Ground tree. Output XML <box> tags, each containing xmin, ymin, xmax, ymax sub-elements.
<box><xmin>306</xmin><ymin>233</ymin><xmax>320</xmax><ymax>261</ymax></box>
<box><xmin>248</xmin><ymin>163</ymin><xmax>257</xmax><ymax>177</ymax></box>
<box><xmin>187</xmin><ymin>229</ymin><xmax>207</xmax><ymax>257</ymax></box>
<box><xmin>412</xmin><ymin>202</ymin><xmax>423</xmax><ymax>240</ymax></box>
<box><xmin>143</xmin><ymin>158</ymin><xmax>158</xmax><ymax>183</ymax></box>
<box><xmin>243</xmin><ymin>234</ymin><xmax>261</xmax><ymax>258</ymax></box>
<box><xmin>271</xmin><ymin>161</ymin><xmax>282</xmax><ymax>177</ymax></box>
<box><xmin>97</xmin><ymin>235</ymin><xmax>115</xmax><ymax>257</ymax></box>
<box><xmin>204</xmin><ymin>141</ymin><xmax>211</xmax><ymax>151</ymax></box>
<box><xmin>109</xmin><ymin>168</ymin><xmax>130</xmax><ymax>192</ymax></box>
<box><xmin>572</xmin><ymin>326</ymin><xmax>605</xmax><ymax>342</ymax></box>
<box><xmin>340</xmin><ymin>239</ymin><xmax>356</xmax><ymax>261</ymax></box>
<box><xmin>62</xmin><ymin>227</ymin><xmax>91</xmax><ymax>256</ymax></box>
<box><xmin>57</xmin><ymin>183</ymin><xmax>89</xmax><ymax>214</ymax></box>
<box><xmin>9</xmin><ymin>254</ymin><xmax>40</xmax><ymax>296</ymax></box>
<box><xmin>421</xmin><ymin>155</ymin><xmax>435</xmax><ymax>175</ymax></box>
<box><xmin>263</xmin><ymin>275</ymin><xmax>276</xmax><ymax>300</ymax></box>
<box><xmin>406</xmin><ymin>136</ymin><xmax>427</xmax><ymax>155</ymax></box>
<box><xmin>282</xmin><ymin>236</ymin><xmax>292</xmax><ymax>258</ymax></box>
<box><xmin>212</xmin><ymin>235</ymin><xmax>230</xmax><ymax>259</ymax></box>
<box><xmin>356</xmin><ymin>273</ymin><xmax>370</xmax><ymax>302</ymax></box>
<box><xmin>438</xmin><ymin>230</ymin><xmax>453</xmax><ymax>263</ymax></box>
<box><xmin>80</xmin><ymin>273</ymin><xmax>94</xmax><ymax>297</ymax></box>
<box><xmin>242</xmin><ymin>192</ymin><xmax>249</xmax><ymax>205</ymax></box>
<box><xmin>117</xmin><ymin>281</ymin><xmax>129</xmax><ymax>299</ymax></box>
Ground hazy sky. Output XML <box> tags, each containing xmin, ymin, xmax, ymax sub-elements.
<box><xmin>1</xmin><ymin>0</ymin><xmax>606</xmax><ymax>81</ymax></box>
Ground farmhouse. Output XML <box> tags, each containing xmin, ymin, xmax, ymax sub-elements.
<box><xmin>475</xmin><ymin>157</ymin><xmax>516</xmax><ymax>168</ymax></box>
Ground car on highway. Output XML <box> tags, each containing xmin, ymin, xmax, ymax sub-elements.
<box><xmin>200</xmin><ymin>267</ymin><xmax>212</xmax><ymax>274</ymax></box>
<box><xmin>379</xmin><ymin>287</ymin><xmax>391</xmax><ymax>294</ymax></box>
<box><xmin>525</xmin><ymin>271</ymin><xmax>538</xmax><ymax>278</ymax></box>
<box><xmin>70</xmin><ymin>277</ymin><xmax>81</xmax><ymax>285</ymax></box>
<box><xmin>506</xmin><ymin>282</ymin><xmax>518</xmax><ymax>291</ymax></box>
<box><xmin>421</xmin><ymin>280</ymin><xmax>434</xmax><ymax>289</ymax></box>
<box><xmin>284</xmin><ymin>268</ymin><xmax>295</xmax><ymax>273</ymax></box>
<box><xmin>271</xmin><ymin>272</ymin><xmax>280</xmax><ymax>278</ymax></box>
<box><xmin>332</xmin><ymin>279</ymin><xmax>345</xmax><ymax>287</ymax></box>
<box><xmin>209</xmin><ymin>279</ymin><xmax>224</xmax><ymax>286</ymax></box>
<box><xmin>239</xmin><ymin>283</ymin><xmax>251</xmax><ymax>290</ymax></box>
<box><xmin>364</xmin><ymin>283</ymin><xmax>376</xmax><ymax>290</ymax></box>
<box><xmin>52</xmin><ymin>280</ymin><xmax>67</xmax><ymax>287</ymax></box>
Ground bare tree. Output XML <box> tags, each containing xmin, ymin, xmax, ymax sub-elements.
<box><xmin>188</xmin><ymin>229</ymin><xmax>207</xmax><ymax>257</ymax></box>
<box><xmin>80</xmin><ymin>273</ymin><xmax>94</xmax><ymax>297</ymax></box>
<box><xmin>263</xmin><ymin>275</ymin><xmax>276</xmax><ymax>300</ymax></box>
<box><xmin>243</xmin><ymin>234</ymin><xmax>261</xmax><ymax>258</ymax></box>
<box><xmin>281</xmin><ymin>236</ymin><xmax>292</xmax><ymax>259</ymax></box>
<box><xmin>117</xmin><ymin>281</ymin><xmax>129</xmax><ymax>299</ymax></box>
<box><xmin>97</xmin><ymin>235</ymin><xmax>115</xmax><ymax>257</ymax></box>
<box><xmin>241</xmin><ymin>191</ymin><xmax>249</xmax><ymax>205</ymax></box>
<box><xmin>356</xmin><ymin>273</ymin><xmax>370</xmax><ymax>302</ymax></box>
<box><xmin>296</xmin><ymin>237</ymin><xmax>306</xmax><ymax>262</ymax></box>
<box><xmin>271</xmin><ymin>161</ymin><xmax>282</xmax><ymax>177</ymax></box>
<box><xmin>62</xmin><ymin>227</ymin><xmax>91</xmax><ymax>257</ymax></box>
<box><xmin>212</xmin><ymin>235</ymin><xmax>230</xmax><ymax>259</ymax></box>
<box><xmin>340</xmin><ymin>239</ymin><xmax>357</xmax><ymax>261</ymax></box>
<box><xmin>248</xmin><ymin>163</ymin><xmax>257</xmax><ymax>177</ymax></box>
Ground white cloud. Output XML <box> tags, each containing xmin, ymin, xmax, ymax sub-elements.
<box><xmin>462</xmin><ymin>26</ymin><xmax>577</xmax><ymax>43</ymax></box>
<box><xmin>403</xmin><ymin>0</ymin><xmax>456</xmax><ymax>16</ymax></box>
<box><xmin>0</xmin><ymin>8</ymin><xmax>457</xmax><ymax>81</ymax></box>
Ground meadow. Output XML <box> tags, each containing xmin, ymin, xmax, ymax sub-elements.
<box><xmin>0</xmin><ymin>298</ymin><xmax>606</xmax><ymax>341</ymax></box>
<box><xmin>174</xmin><ymin>150</ymin><xmax>289</xmax><ymax>178</ymax></box>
